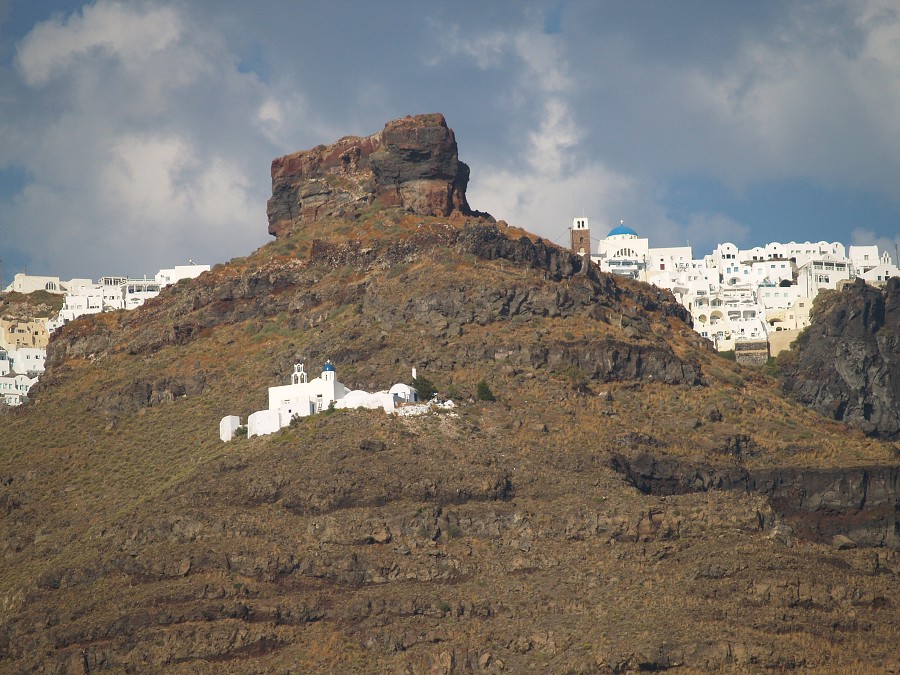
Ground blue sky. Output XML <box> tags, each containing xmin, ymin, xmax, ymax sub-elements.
<box><xmin>1</xmin><ymin>0</ymin><xmax>899</xmax><ymax>281</ymax></box>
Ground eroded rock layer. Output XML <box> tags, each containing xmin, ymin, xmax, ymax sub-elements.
<box><xmin>267</xmin><ymin>113</ymin><xmax>480</xmax><ymax>238</ymax></box>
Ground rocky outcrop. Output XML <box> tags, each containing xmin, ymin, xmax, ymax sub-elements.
<box><xmin>780</xmin><ymin>277</ymin><xmax>900</xmax><ymax>438</ymax></box>
<box><xmin>610</xmin><ymin>452</ymin><xmax>900</xmax><ymax>549</ymax></box>
<box><xmin>459</xmin><ymin>223</ymin><xmax>596</xmax><ymax>282</ymax></box>
<box><xmin>267</xmin><ymin>114</ymin><xmax>484</xmax><ymax>237</ymax></box>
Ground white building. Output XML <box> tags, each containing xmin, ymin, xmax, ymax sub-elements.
<box><xmin>849</xmin><ymin>245</ymin><xmax>880</xmax><ymax>275</ymax></box>
<box><xmin>266</xmin><ymin>361</ymin><xmax>349</xmax><ymax>427</ymax></box>
<box><xmin>155</xmin><ymin>264</ymin><xmax>211</xmax><ymax>286</ymax></box>
<box><xmin>48</xmin><ymin>263</ymin><xmax>209</xmax><ymax>330</ymax></box>
<box><xmin>6</xmin><ymin>348</ymin><xmax>46</xmax><ymax>376</ymax></box>
<box><xmin>797</xmin><ymin>258</ymin><xmax>853</xmax><ymax>296</ymax></box>
<box><xmin>860</xmin><ymin>261</ymin><xmax>900</xmax><ymax>286</ymax></box>
<box><xmin>4</xmin><ymin>274</ymin><xmax>65</xmax><ymax>294</ymax></box>
<box><xmin>224</xmin><ymin>361</ymin><xmax>422</xmax><ymax>441</ymax></box>
<box><xmin>592</xmin><ymin>222</ymin><xmax>649</xmax><ymax>279</ymax></box>
<box><xmin>0</xmin><ymin>372</ymin><xmax>37</xmax><ymax>406</ymax></box>
<box><xmin>584</xmin><ymin>220</ymin><xmax>898</xmax><ymax>354</ymax></box>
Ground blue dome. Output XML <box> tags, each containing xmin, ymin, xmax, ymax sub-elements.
<box><xmin>608</xmin><ymin>225</ymin><xmax>638</xmax><ymax>237</ymax></box>
<box><xmin>322</xmin><ymin>362</ymin><xmax>335</xmax><ymax>372</ymax></box>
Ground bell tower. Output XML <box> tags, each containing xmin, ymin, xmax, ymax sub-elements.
<box><xmin>571</xmin><ymin>217</ymin><xmax>591</xmax><ymax>256</ymax></box>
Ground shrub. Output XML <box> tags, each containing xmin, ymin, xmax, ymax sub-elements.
<box><xmin>558</xmin><ymin>364</ymin><xmax>591</xmax><ymax>395</ymax></box>
<box><xmin>476</xmin><ymin>380</ymin><xmax>495</xmax><ymax>402</ymax></box>
<box><xmin>444</xmin><ymin>383</ymin><xmax>463</xmax><ymax>400</ymax></box>
<box><xmin>234</xmin><ymin>425</ymin><xmax>247</xmax><ymax>437</ymax></box>
<box><xmin>412</xmin><ymin>375</ymin><xmax>437</xmax><ymax>400</ymax></box>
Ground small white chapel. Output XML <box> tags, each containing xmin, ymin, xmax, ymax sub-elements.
<box><xmin>220</xmin><ymin>361</ymin><xmax>421</xmax><ymax>441</ymax></box>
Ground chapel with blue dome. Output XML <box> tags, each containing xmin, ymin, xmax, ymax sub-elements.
<box><xmin>607</xmin><ymin>222</ymin><xmax>638</xmax><ymax>238</ymax></box>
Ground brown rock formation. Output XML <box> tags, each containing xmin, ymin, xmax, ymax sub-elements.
<box><xmin>267</xmin><ymin>113</ymin><xmax>483</xmax><ymax>238</ymax></box>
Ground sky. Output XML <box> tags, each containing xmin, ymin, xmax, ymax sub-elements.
<box><xmin>1</xmin><ymin>0</ymin><xmax>899</xmax><ymax>282</ymax></box>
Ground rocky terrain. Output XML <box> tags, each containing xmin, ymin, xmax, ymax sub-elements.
<box><xmin>780</xmin><ymin>277</ymin><xmax>900</xmax><ymax>439</ymax></box>
<box><xmin>0</xmin><ymin>289</ymin><xmax>63</xmax><ymax>321</ymax></box>
<box><xmin>0</xmin><ymin>115</ymin><xmax>898</xmax><ymax>673</ymax></box>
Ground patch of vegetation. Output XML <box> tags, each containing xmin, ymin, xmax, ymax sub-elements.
<box><xmin>444</xmin><ymin>383</ymin><xmax>464</xmax><ymax>400</ymax></box>
<box><xmin>556</xmin><ymin>364</ymin><xmax>592</xmax><ymax>395</ymax></box>
<box><xmin>412</xmin><ymin>375</ymin><xmax>437</xmax><ymax>400</ymax></box>
<box><xmin>476</xmin><ymin>380</ymin><xmax>495</xmax><ymax>402</ymax></box>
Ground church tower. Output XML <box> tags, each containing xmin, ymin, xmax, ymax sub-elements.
<box><xmin>571</xmin><ymin>217</ymin><xmax>591</xmax><ymax>256</ymax></box>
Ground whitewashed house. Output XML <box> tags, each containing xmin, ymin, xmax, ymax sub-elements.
<box><xmin>0</xmin><ymin>373</ymin><xmax>37</xmax><ymax>406</ymax></box>
<box><xmin>860</xmin><ymin>262</ymin><xmax>900</xmax><ymax>286</ymax></box>
<box><xmin>4</xmin><ymin>273</ymin><xmax>64</xmax><ymax>294</ymax></box>
<box><xmin>7</xmin><ymin>348</ymin><xmax>46</xmax><ymax>376</ymax></box>
<box><xmin>48</xmin><ymin>264</ymin><xmax>209</xmax><ymax>330</ymax></box>
<box><xmin>155</xmin><ymin>264</ymin><xmax>211</xmax><ymax>286</ymax></box>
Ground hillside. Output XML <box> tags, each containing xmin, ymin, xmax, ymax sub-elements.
<box><xmin>1</xmin><ymin>115</ymin><xmax>898</xmax><ymax>673</ymax></box>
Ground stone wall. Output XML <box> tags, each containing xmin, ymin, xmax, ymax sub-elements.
<box><xmin>734</xmin><ymin>339</ymin><xmax>769</xmax><ymax>365</ymax></box>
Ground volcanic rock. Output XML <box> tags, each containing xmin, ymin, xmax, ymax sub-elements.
<box><xmin>267</xmin><ymin>113</ymin><xmax>484</xmax><ymax>237</ymax></box>
<box><xmin>780</xmin><ymin>277</ymin><xmax>900</xmax><ymax>438</ymax></box>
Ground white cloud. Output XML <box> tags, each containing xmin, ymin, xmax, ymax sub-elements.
<box><xmin>15</xmin><ymin>2</ymin><xmax>181</xmax><ymax>86</ymax></box>
<box><xmin>669</xmin><ymin>0</ymin><xmax>900</xmax><ymax>195</ymax></box>
<box><xmin>101</xmin><ymin>134</ymin><xmax>190</xmax><ymax>219</ymax></box>
<box><xmin>1</xmin><ymin>0</ymin><xmax>327</xmax><ymax>278</ymax></box>
<box><xmin>431</xmin><ymin>23</ymin><xmax>512</xmax><ymax>69</ymax></box>
<box><xmin>682</xmin><ymin>212</ymin><xmax>750</xmax><ymax>250</ymax></box>
<box><xmin>525</xmin><ymin>98</ymin><xmax>579</xmax><ymax>175</ymax></box>
<box><xmin>470</xmin><ymin>161</ymin><xmax>635</xmax><ymax>237</ymax></box>
<box><xmin>513</xmin><ymin>30</ymin><xmax>571</xmax><ymax>93</ymax></box>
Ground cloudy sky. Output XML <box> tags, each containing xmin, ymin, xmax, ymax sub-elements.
<box><xmin>1</xmin><ymin>0</ymin><xmax>899</xmax><ymax>281</ymax></box>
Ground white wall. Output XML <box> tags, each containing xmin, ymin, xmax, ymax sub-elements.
<box><xmin>247</xmin><ymin>410</ymin><xmax>281</xmax><ymax>438</ymax></box>
<box><xmin>4</xmin><ymin>273</ymin><xmax>63</xmax><ymax>294</ymax></box>
<box><xmin>219</xmin><ymin>415</ymin><xmax>242</xmax><ymax>442</ymax></box>
<box><xmin>155</xmin><ymin>264</ymin><xmax>210</xmax><ymax>286</ymax></box>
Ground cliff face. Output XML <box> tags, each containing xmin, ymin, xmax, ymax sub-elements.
<box><xmin>780</xmin><ymin>277</ymin><xmax>900</xmax><ymax>439</ymax></box>
<box><xmin>610</xmin><ymin>452</ymin><xmax>900</xmax><ymax>549</ymax></box>
<box><xmin>267</xmin><ymin>113</ymin><xmax>480</xmax><ymax>238</ymax></box>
